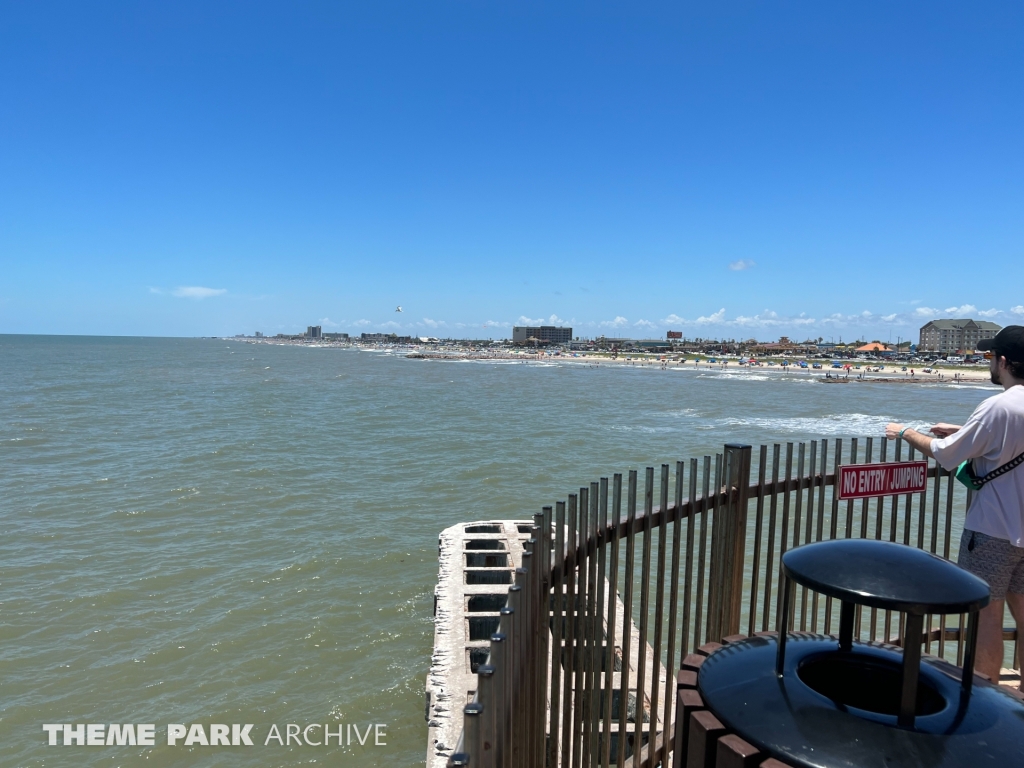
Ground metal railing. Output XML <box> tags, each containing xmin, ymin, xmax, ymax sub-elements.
<box><xmin>447</xmin><ymin>438</ymin><xmax>1016</xmax><ymax>768</ymax></box>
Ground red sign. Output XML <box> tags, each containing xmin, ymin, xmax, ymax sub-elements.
<box><xmin>838</xmin><ymin>461</ymin><xmax>928</xmax><ymax>500</ymax></box>
<box><xmin>667</xmin><ymin>331</ymin><xmax>682</xmax><ymax>339</ymax></box>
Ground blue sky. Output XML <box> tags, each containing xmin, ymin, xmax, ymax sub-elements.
<box><xmin>1</xmin><ymin>2</ymin><xmax>1021</xmax><ymax>340</ymax></box>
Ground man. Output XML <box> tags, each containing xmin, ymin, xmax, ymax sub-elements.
<box><xmin>886</xmin><ymin>325</ymin><xmax>1024</xmax><ymax>686</ymax></box>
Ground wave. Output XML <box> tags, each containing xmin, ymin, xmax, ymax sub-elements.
<box><xmin>714</xmin><ymin>413</ymin><xmax>934</xmax><ymax>436</ymax></box>
<box><xmin>607</xmin><ymin>425</ymin><xmax>678</xmax><ymax>434</ymax></box>
<box><xmin>946</xmin><ymin>384</ymin><xmax>1001</xmax><ymax>391</ymax></box>
<box><xmin>697</xmin><ymin>373</ymin><xmax>774</xmax><ymax>381</ymax></box>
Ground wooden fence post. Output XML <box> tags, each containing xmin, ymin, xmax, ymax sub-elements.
<box><xmin>708</xmin><ymin>444</ymin><xmax>752</xmax><ymax>642</ymax></box>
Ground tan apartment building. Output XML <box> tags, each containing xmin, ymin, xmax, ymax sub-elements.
<box><xmin>918</xmin><ymin>318</ymin><xmax>1001</xmax><ymax>354</ymax></box>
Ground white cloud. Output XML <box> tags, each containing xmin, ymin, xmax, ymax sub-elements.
<box><xmin>820</xmin><ymin>311</ymin><xmax>891</xmax><ymax>326</ymax></box>
<box><xmin>729</xmin><ymin>310</ymin><xmax>813</xmax><ymax>328</ymax></box>
<box><xmin>944</xmin><ymin>304</ymin><xmax>978</xmax><ymax>316</ymax></box>
<box><xmin>728</xmin><ymin>259</ymin><xmax>755</xmax><ymax>271</ymax></box>
<box><xmin>172</xmin><ymin>286</ymin><xmax>227</xmax><ymax>299</ymax></box>
<box><xmin>318</xmin><ymin>317</ymin><xmax>342</xmax><ymax>328</ymax></box>
<box><xmin>148</xmin><ymin>287</ymin><xmax>163</xmax><ymax>294</ymax></box>
<box><xmin>342</xmin><ymin>302</ymin><xmax>1016</xmax><ymax>339</ymax></box>
<box><xmin>696</xmin><ymin>308</ymin><xmax>726</xmax><ymax>325</ymax></box>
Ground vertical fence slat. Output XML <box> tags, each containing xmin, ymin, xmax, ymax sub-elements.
<box><xmin>775</xmin><ymin>444</ymin><xmax>794</xmax><ymax>632</ymax></box>
<box><xmin>800</xmin><ymin>440</ymin><xmax>816</xmax><ymax>631</ymax></box>
<box><xmin>902</xmin><ymin>445</ymin><xmax>914</xmax><ymax>547</ymax></box>
<box><xmin>572</xmin><ymin>487</ymin><xmax>588</xmax><ymax>768</ymax></box>
<box><xmin>930</xmin><ymin>461</ymin><xmax>942</xmax><ymax>555</ymax></box>
<box><xmin>583</xmin><ymin>483</ymin><xmax>600</xmax><ymax>768</ymax></box>
<box><xmin>705</xmin><ymin>454</ymin><xmax>722</xmax><ymax>646</ymax></box>
<box><xmin>869</xmin><ymin>439</ymin><xmax>888</xmax><ymax>642</ymax></box>
<box><xmin>632</xmin><ymin>468</ymin><xmax>654</xmax><ymax>768</ymax></box>
<box><xmin>928</xmin><ymin>463</ymin><xmax>943</xmax><ymax>659</ymax></box>
<box><xmin>600</xmin><ymin>475</ymin><xmax>621</xmax><ymax>768</ymax></box>
<box><xmin>504</xmin><ymin>585</ymin><xmax>519</xmax><ymax>768</ymax></box>
<box><xmin>824</xmin><ymin>439</ymin><xmax>842</xmax><ymax>635</ymax></box>
<box><xmin>811</xmin><ymin>439</ymin><xmax>828</xmax><ymax>632</ymax></box>
<box><xmin>855</xmin><ymin>438</ymin><xmax>873</xmax><ymax>638</ymax></box>
<box><xmin>793</xmin><ymin>442</ymin><xmax>806</xmax><ymax>631</ymax></box>
<box><xmin>561</xmin><ymin>495</ymin><xmax>578</xmax><ymax>768</ymax></box>
<box><xmin>694</xmin><ymin>459</ymin><xmax>710</xmax><ymax>651</ymax></box>
<box><xmin>915</xmin><ymin>452</ymin><xmax>930</xmax><ymax>653</ymax></box>
<box><xmin>749</xmin><ymin>445</ymin><xmax>768</xmax><ymax>637</ymax></box>
<box><xmin>844</xmin><ymin>438</ymin><xmax>858</xmax><ymax>541</ymax></box>
<box><xmin>538</xmin><ymin>508</ymin><xmax>552</xmax><ymax>768</ymax></box>
<box><xmin>649</xmin><ymin>465</ymin><xmax>670</xmax><ymax>766</ymax></box>
<box><xmin>762</xmin><ymin>445</ymin><xmax>781</xmax><ymax>633</ymax></box>
<box><xmin>681</xmin><ymin>459</ymin><xmax>698</xmax><ymax>657</ymax></box>
<box><xmin>593</xmin><ymin>480</ymin><xmax>609</xmax><ymax>768</ymax></box>
<box><xmin>662</xmin><ymin>461</ymin><xmax>685</xmax><ymax>767</ymax></box>
<box><xmin>549</xmin><ymin>502</ymin><xmax>565</xmax><ymax>768</ymax></box>
<box><xmin>616</xmin><ymin>472</ymin><xmax>638</xmax><ymax>768</ymax></box>
<box><xmin>883</xmin><ymin>441</ymin><xmax>903</xmax><ymax>644</ymax></box>
<box><xmin>517</xmin><ymin>548</ymin><xmax>532</xmax><ymax>768</ymax></box>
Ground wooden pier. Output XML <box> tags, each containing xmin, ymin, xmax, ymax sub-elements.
<box><xmin>427</xmin><ymin>520</ymin><xmax>671</xmax><ymax>767</ymax></box>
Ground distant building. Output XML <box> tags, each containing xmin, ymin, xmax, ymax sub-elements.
<box><xmin>361</xmin><ymin>333</ymin><xmax>413</xmax><ymax>343</ymax></box>
<box><xmin>512</xmin><ymin>325</ymin><xmax>572</xmax><ymax>345</ymax></box>
<box><xmin>919</xmin><ymin>319</ymin><xmax>1000</xmax><ymax>354</ymax></box>
<box><xmin>593</xmin><ymin>336</ymin><xmax>634</xmax><ymax>349</ymax></box>
<box><xmin>255</xmin><ymin>331</ymin><xmax>263</xmax><ymax>338</ymax></box>
<box><xmin>855</xmin><ymin>342</ymin><xmax>894</xmax><ymax>355</ymax></box>
<box><xmin>306</xmin><ymin>326</ymin><xmax>322</xmax><ymax>339</ymax></box>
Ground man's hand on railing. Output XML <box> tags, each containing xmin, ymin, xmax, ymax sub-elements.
<box><xmin>884</xmin><ymin>423</ymin><xmax>937</xmax><ymax>459</ymax></box>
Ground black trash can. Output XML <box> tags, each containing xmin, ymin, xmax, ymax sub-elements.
<box><xmin>695</xmin><ymin>539</ymin><xmax>1024</xmax><ymax>768</ymax></box>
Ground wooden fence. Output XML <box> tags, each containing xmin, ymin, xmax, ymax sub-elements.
<box><xmin>447</xmin><ymin>439</ymin><xmax>1015</xmax><ymax>768</ymax></box>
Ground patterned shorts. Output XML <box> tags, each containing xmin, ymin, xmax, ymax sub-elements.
<box><xmin>957</xmin><ymin>530</ymin><xmax>1024</xmax><ymax>600</ymax></box>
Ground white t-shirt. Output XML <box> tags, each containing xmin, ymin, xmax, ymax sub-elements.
<box><xmin>931</xmin><ymin>385</ymin><xmax>1024</xmax><ymax>546</ymax></box>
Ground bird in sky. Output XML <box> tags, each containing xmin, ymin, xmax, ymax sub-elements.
<box><xmin>396</xmin><ymin>306</ymin><xmax>402</xmax><ymax>312</ymax></box>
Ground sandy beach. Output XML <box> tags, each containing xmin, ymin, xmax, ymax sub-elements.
<box><xmin>239</xmin><ymin>337</ymin><xmax>996</xmax><ymax>386</ymax></box>
<box><xmin>401</xmin><ymin>349</ymin><xmax>995</xmax><ymax>385</ymax></box>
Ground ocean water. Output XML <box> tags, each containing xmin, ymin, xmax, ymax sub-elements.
<box><xmin>0</xmin><ymin>336</ymin><xmax>999</xmax><ymax>766</ymax></box>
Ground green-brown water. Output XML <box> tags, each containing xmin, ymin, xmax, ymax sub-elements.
<box><xmin>0</xmin><ymin>336</ymin><xmax>998</xmax><ymax>766</ymax></box>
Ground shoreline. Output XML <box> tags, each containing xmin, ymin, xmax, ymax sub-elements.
<box><xmin>400</xmin><ymin>350</ymin><xmax>995</xmax><ymax>386</ymax></box>
<box><xmin>232</xmin><ymin>338</ymin><xmax>996</xmax><ymax>387</ymax></box>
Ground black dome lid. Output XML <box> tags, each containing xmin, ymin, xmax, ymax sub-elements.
<box><xmin>782</xmin><ymin>539</ymin><xmax>989</xmax><ymax>615</ymax></box>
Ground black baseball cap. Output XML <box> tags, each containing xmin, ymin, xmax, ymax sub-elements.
<box><xmin>978</xmin><ymin>325</ymin><xmax>1024</xmax><ymax>362</ymax></box>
